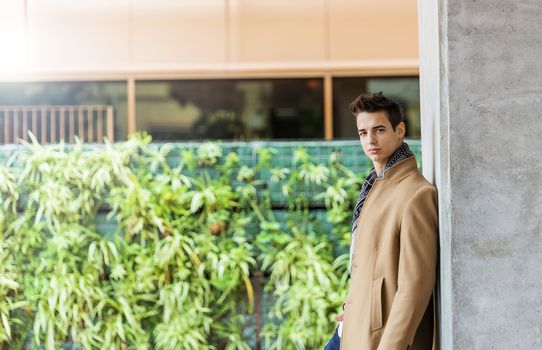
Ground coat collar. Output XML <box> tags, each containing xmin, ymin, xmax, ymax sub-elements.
<box><xmin>380</xmin><ymin>155</ymin><xmax>418</xmax><ymax>182</ymax></box>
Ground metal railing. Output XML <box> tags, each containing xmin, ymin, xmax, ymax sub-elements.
<box><xmin>0</xmin><ymin>105</ymin><xmax>114</xmax><ymax>144</ymax></box>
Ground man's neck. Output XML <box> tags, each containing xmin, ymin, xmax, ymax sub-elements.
<box><xmin>374</xmin><ymin>162</ymin><xmax>384</xmax><ymax>175</ymax></box>
<box><xmin>374</xmin><ymin>142</ymin><xmax>406</xmax><ymax>175</ymax></box>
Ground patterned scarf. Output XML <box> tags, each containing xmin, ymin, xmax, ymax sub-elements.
<box><xmin>349</xmin><ymin>142</ymin><xmax>414</xmax><ymax>273</ymax></box>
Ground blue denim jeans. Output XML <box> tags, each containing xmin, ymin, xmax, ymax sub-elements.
<box><xmin>324</xmin><ymin>326</ymin><xmax>340</xmax><ymax>350</ymax></box>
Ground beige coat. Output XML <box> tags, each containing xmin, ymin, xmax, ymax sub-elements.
<box><xmin>340</xmin><ymin>156</ymin><xmax>438</xmax><ymax>350</ymax></box>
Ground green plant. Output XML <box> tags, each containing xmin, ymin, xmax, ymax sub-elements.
<box><xmin>0</xmin><ymin>237</ymin><xmax>26</xmax><ymax>348</ymax></box>
<box><xmin>0</xmin><ymin>135</ymin><xmax>371</xmax><ymax>350</ymax></box>
<box><xmin>254</xmin><ymin>149</ymin><xmax>358</xmax><ymax>350</ymax></box>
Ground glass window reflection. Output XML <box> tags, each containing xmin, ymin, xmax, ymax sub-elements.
<box><xmin>0</xmin><ymin>81</ymin><xmax>128</xmax><ymax>142</ymax></box>
<box><xmin>135</xmin><ymin>78</ymin><xmax>324</xmax><ymax>141</ymax></box>
<box><xmin>333</xmin><ymin>77</ymin><xmax>420</xmax><ymax>139</ymax></box>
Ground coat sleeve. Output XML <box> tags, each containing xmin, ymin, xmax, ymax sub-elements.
<box><xmin>377</xmin><ymin>186</ymin><xmax>438</xmax><ymax>350</ymax></box>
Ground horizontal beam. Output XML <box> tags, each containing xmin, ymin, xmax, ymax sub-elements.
<box><xmin>0</xmin><ymin>59</ymin><xmax>419</xmax><ymax>82</ymax></box>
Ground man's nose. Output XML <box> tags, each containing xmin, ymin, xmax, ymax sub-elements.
<box><xmin>367</xmin><ymin>132</ymin><xmax>376</xmax><ymax>144</ymax></box>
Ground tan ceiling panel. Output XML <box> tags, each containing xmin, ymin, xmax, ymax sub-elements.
<box><xmin>230</xmin><ymin>0</ymin><xmax>326</xmax><ymax>62</ymax></box>
<box><xmin>329</xmin><ymin>0</ymin><xmax>418</xmax><ymax>61</ymax></box>
<box><xmin>26</xmin><ymin>0</ymin><xmax>131</xmax><ymax>70</ymax></box>
<box><xmin>132</xmin><ymin>0</ymin><xmax>225</xmax><ymax>64</ymax></box>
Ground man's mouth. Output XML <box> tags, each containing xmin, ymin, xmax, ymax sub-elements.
<box><xmin>368</xmin><ymin>148</ymin><xmax>380</xmax><ymax>154</ymax></box>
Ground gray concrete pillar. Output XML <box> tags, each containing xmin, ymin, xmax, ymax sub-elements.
<box><xmin>418</xmin><ymin>1</ymin><xmax>542</xmax><ymax>349</ymax></box>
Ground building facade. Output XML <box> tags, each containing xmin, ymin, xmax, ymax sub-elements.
<box><xmin>0</xmin><ymin>0</ymin><xmax>420</xmax><ymax>143</ymax></box>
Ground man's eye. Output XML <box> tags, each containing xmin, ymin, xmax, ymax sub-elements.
<box><xmin>359</xmin><ymin>132</ymin><xmax>366</xmax><ymax>136</ymax></box>
<box><xmin>376</xmin><ymin>129</ymin><xmax>385</xmax><ymax>133</ymax></box>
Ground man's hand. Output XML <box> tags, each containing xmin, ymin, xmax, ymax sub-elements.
<box><xmin>334</xmin><ymin>301</ymin><xmax>345</xmax><ymax>321</ymax></box>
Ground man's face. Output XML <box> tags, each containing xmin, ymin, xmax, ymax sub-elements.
<box><xmin>356</xmin><ymin>111</ymin><xmax>405</xmax><ymax>171</ymax></box>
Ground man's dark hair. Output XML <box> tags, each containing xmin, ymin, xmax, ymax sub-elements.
<box><xmin>349</xmin><ymin>92</ymin><xmax>403</xmax><ymax>130</ymax></box>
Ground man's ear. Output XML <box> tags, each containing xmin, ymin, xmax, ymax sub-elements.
<box><xmin>396</xmin><ymin>121</ymin><xmax>406</xmax><ymax>138</ymax></box>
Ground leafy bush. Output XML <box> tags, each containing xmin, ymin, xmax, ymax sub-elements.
<box><xmin>0</xmin><ymin>134</ymin><xmax>366</xmax><ymax>350</ymax></box>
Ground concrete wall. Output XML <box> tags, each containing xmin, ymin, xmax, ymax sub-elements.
<box><xmin>419</xmin><ymin>0</ymin><xmax>542</xmax><ymax>349</ymax></box>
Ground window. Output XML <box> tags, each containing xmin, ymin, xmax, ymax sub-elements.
<box><xmin>0</xmin><ymin>81</ymin><xmax>128</xmax><ymax>143</ymax></box>
<box><xmin>332</xmin><ymin>77</ymin><xmax>420</xmax><ymax>139</ymax></box>
<box><xmin>135</xmin><ymin>78</ymin><xmax>324</xmax><ymax>141</ymax></box>
<box><xmin>0</xmin><ymin>76</ymin><xmax>421</xmax><ymax>143</ymax></box>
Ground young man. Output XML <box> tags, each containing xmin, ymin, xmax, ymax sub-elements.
<box><xmin>325</xmin><ymin>92</ymin><xmax>438</xmax><ymax>350</ymax></box>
